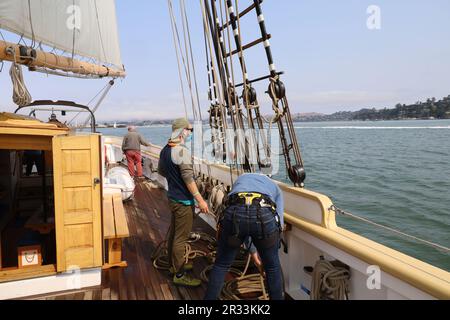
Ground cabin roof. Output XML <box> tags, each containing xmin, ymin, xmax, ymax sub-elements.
<box><xmin>0</xmin><ymin>112</ymin><xmax>69</xmax><ymax>136</ymax></box>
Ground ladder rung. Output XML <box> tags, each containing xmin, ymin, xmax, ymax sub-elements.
<box><xmin>219</xmin><ymin>2</ymin><xmax>258</xmax><ymax>31</ymax></box>
<box><xmin>226</xmin><ymin>34</ymin><xmax>271</xmax><ymax>58</ymax></box>
<box><xmin>235</xmin><ymin>71</ymin><xmax>284</xmax><ymax>87</ymax></box>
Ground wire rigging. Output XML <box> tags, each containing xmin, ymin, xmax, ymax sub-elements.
<box><xmin>332</xmin><ymin>206</ymin><xmax>450</xmax><ymax>254</ymax></box>
<box><xmin>168</xmin><ymin>0</ymin><xmax>189</xmax><ymax>118</ymax></box>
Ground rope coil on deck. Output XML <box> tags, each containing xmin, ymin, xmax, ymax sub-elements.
<box><xmin>151</xmin><ymin>228</ymin><xmax>270</xmax><ymax>300</ymax></box>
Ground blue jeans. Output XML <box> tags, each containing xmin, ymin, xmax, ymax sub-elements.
<box><xmin>204</xmin><ymin>205</ymin><xmax>284</xmax><ymax>300</ymax></box>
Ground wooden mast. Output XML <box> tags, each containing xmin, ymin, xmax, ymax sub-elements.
<box><xmin>0</xmin><ymin>40</ymin><xmax>126</xmax><ymax>78</ymax></box>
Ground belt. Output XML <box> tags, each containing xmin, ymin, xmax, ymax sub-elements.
<box><xmin>226</xmin><ymin>192</ymin><xmax>277</xmax><ymax>210</ymax></box>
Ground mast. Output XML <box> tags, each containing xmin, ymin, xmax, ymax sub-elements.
<box><xmin>203</xmin><ymin>0</ymin><xmax>252</xmax><ymax>172</ymax></box>
<box><xmin>199</xmin><ymin>0</ymin><xmax>306</xmax><ymax>186</ymax></box>
<box><xmin>223</xmin><ymin>0</ymin><xmax>272</xmax><ymax>170</ymax></box>
<box><xmin>252</xmin><ymin>0</ymin><xmax>306</xmax><ymax>186</ymax></box>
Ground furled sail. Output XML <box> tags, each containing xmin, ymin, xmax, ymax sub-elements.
<box><xmin>0</xmin><ymin>0</ymin><xmax>124</xmax><ymax>77</ymax></box>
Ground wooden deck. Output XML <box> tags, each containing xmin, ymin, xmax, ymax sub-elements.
<box><xmin>29</xmin><ymin>181</ymin><xmax>215</xmax><ymax>300</ymax></box>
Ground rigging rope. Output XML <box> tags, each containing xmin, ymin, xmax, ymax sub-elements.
<box><xmin>67</xmin><ymin>80</ymin><xmax>114</xmax><ymax>126</ymax></box>
<box><xmin>168</xmin><ymin>0</ymin><xmax>189</xmax><ymax>118</ymax></box>
<box><xmin>9</xmin><ymin>61</ymin><xmax>32</xmax><ymax>107</ymax></box>
<box><xmin>233</xmin><ymin>0</ymin><xmax>272</xmax><ymax>170</ymax></box>
<box><xmin>200</xmin><ymin>0</ymin><xmax>237</xmax><ymax>185</ymax></box>
<box><xmin>222</xmin><ymin>0</ymin><xmax>260</xmax><ymax>173</ymax></box>
<box><xmin>219</xmin><ymin>0</ymin><xmax>251</xmax><ymax>175</ymax></box>
<box><xmin>181</xmin><ymin>0</ymin><xmax>203</xmax><ymax>122</ymax></box>
<box><xmin>332</xmin><ymin>205</ymin><xmax>450</xmax><ymax>253</ymax></box>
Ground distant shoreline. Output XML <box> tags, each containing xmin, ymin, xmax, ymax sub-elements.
<box><xmin>293</xmin><ymin>118</ymin><xmax>450</xmax><ymax>123</ymax></box>
<box><xmin>96</xmin><ymin>118</ymin><xmax>450</xmax><ymax>128</ymax></box>
<box><xmin>98</xmin><ymin>95</ymin><xmax>450</xmax><ymax>125</ymax></box>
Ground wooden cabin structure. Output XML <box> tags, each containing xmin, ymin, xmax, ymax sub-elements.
<box><xmin>0</xmin><ymin>113</ymin><xmax>105</xmax><ymax>298</ymax></box>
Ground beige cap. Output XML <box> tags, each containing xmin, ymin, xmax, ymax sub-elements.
<box><xmin>170</xmin><ymin>118</ymin><xmax>192</xmax><ymax>141</ymax></box>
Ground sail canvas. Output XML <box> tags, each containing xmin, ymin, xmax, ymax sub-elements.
<box><xmin>0</xmin><ymin>0</ymin><xmax>123</xmax><ymax>70</ymax></box>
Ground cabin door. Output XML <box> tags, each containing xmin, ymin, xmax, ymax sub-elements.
<box><xmin>52</xmin><ymin>135</ymin><xmax>103</xmax><ymax>272</ymax></box>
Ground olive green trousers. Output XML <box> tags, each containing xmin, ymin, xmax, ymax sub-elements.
<box><xmin>167</xmin><ymin>201</ymin><xmax>195</xmax><ymax>273</ymax></box>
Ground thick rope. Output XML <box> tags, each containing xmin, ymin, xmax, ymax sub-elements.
<box><xmin>310</xmin><ymin>259</ymin><xmax>351</xmax><ymax>300</ymax></box>
<box><xmin>151</xmin><ymin>240</ymin><xmax>209</xmax><ymax>271</ymax></box>
<box><xmin>10</xmin><ymin>62</ymin><xmax>32</xmax><ymax>107</ymax></box>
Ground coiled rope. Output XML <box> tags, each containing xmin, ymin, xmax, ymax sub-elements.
<box><xmin>151</xmin><ymin>234</ymin><xmax>212</xmax><ymax>271</ymax></box>
<box><xmin>310</xmin><ymin>258</ymin><xmax>351</xmax><ymax>300</ymax></box>
<box><xmin>151</xmin><ymin>227</ymin><xmax>269</xmax><ymax>300</ymax></box>
<box><xmin>10</xmin><ymin>61</ymin><xmax>32</xmax><ymax>107</ymax></box>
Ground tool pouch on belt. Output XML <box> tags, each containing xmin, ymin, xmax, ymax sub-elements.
<box><xmin>253</xmin><ymin>231</ymin><xmax>279</xmax><ymax>249</ymax></box>
<box><xmin>227</xmin><ymin>210</ymin><xmax>242</xmax><ymax>248</ymax></box>
<box><xmin>253</xmin><ymin>206</ymin><xmax>280</xmax><ymax>249</ymax></box>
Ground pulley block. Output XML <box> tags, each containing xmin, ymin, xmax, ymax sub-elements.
<box><xmin>242</xmin><ymin>86</ymin><xmax>257</xmax><ymax>104</ymax></box>
<box><xmin>288</xmin><ymin>165</ymin><xmax>306</xmax><ymax>187</ymax></box>
<box><xmin>268</xmin><ymin>79</ymin><xmax>286</xmax><ymax>100</ymax></box>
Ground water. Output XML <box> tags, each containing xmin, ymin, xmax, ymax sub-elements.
<box><xmin>99</xmin><ymin>120</ymin><xmax>450</xmax><ymax>271</ymax></box>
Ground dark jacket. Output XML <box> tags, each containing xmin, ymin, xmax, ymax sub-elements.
<box><xmin>122</xmin><ymin>131</ymin><xmax>150</xmax><ymax>152</ymax></box>
<box><xmin>158</xmin><ymin>144</ymin><xmax>194</xmax><ymax>203</ymax></box>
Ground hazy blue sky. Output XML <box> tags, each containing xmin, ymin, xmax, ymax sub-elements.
<box><xmin>1</xmin><ymin>0</ymin><xmax>449</xmax><ymax>121</ymax></box>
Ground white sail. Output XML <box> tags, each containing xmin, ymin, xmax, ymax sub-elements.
<box><xmin>0</xmin><ymin>0</ymin><xmax>123</xmax><ymax>70</ymax></box>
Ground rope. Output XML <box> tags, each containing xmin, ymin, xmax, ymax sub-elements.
<box><xmin>207</xmin><ymin>184</ymin><xmax>227</xmax><ymax>217</ymax></box>
<box><xmin>200</xmin><ymin>0</ymin><xmax>240</xmax><ymax>181</ymax></box>
<box><xmin>93</xmin><ymin>0</ymin><xmax>108</xmax><ymax>65</ymax></box>
<box><xmin>310</xmin><ymin>258</ymin><xmax>350</xmax><ymax>300</ymax></box>
<box><xmin>222</xmin><ymin>274</ymin><xmax>268</xmax><ymax>300</ymax></box>
<box><xmin>151</xmin><ymin>240</ymin><xmax>208</xmax><ymax>271</ymax></box>
<box><xmin>167</xmin><ymin>0</ymin><xmax>189</xmax><ymax>118</ymax></box>
<box><xmin>332</xmin><ymin>205</ymin><xmax>450</xmax><ymax>253</ymax></box>
<box><xmin>27</xmin><ymin>0</ymin><xmax>36</xmax><ymax>48</ymax></box>
<box><xmin>169</xmin><ymin>0</ymin><xmax>216</xmax><ymax>179</ymax></box>
<box><xmin>9</xmin><ymin>61</ymin><xmax>32</xmax><ymax>107</ymax></box>
<box><xmin>67</xmin><ymin>81</ymin><xmax>113</xmax><ymax>126</ymax></box>
<box><xmin>220</xmin><ymin>0</ymin><xmax>245</xmax><ymax>136</ymax></box>
<box><xmin>181</xmin><ymin>0</ymin><xmax>203</xmax><ymax>122</ymax></box>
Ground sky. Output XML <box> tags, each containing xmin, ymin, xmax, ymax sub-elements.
<box><xmin>0</xmin><ymin>0</ymin><xmax>449</xmax><ymax>121</ymax></box>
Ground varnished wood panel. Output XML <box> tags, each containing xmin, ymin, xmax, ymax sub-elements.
<box><xmin>0</xmin><ymin>265</ymin><xmax>57</xmax><ymax>284</ymax></box>
<box><xmin>112</xmin><ymin>194</ymin><xmax>129</xmax><ymax>238</ymax></box>
<box><xmin>65</xmin><ymin>247</ymin><xmax>94</xmax><ymax>269</ymax></box>
<box><xmin>103</xmin><ymin>196</ymin><xmax>116</xmax><ymax>239</ymax></box>
<box><xmin>64</xmin><ymin>225</ymin><xmax>93</xmax><ymax>248</ymax></box>
<box><xmin>53</xmin><ymin>135</ymin><xmax>102</xmax><ymax>272</ymax></box>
